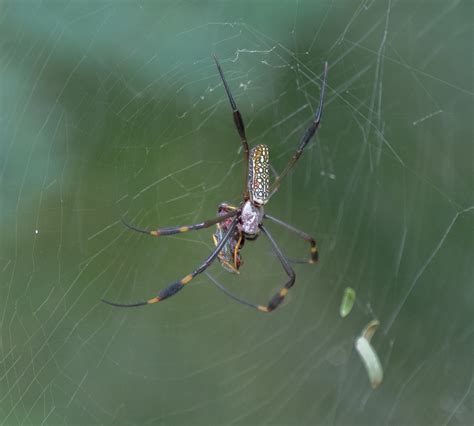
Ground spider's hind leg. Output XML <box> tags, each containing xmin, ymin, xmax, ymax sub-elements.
<box><xmin>264</xmin><ymin>213</ymin><xmax>319</xmax><ymax>264</ymax></box>
<box><xmin>207</xmin><ymin>225</ymin><xmax>296</xmax><ymax>313</ymax></box>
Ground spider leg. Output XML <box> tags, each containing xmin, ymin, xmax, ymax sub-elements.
<box><xmin>205</xmin><ymin>272</ymin><xmax>262</xmax><ymax>310</ymax></box>
<box><xmin>121</xmin><ymin>209</ymin><xmax>238</xmax><ymax>237</ymax></box>
<box><xmin>213</xmin><ymin>55</ymin><xmax>250</xmax><ymax>201</ymax></box>
<box><xmin>258</xmin><ymin>224</ymin><xmax>296</xmax><ymax>312</ymax></box>
<box><xmin>264</xmin><ymin>214</ymin><xmax>318</xmax><ymax>264</ymax></box>
<box><xmin>102</xmin><ymin>218</ymin><xmax>239</xmax><ymax>308</ymax></box>
<box><xmin>269</xmin><ymin>62</ymin><xmax>328</xmax><ymax>196</ymax></box>
<box><xmin>206</xmin><ymin>225</ymin><xmax>295</xmax><ymax>313</ymax></box>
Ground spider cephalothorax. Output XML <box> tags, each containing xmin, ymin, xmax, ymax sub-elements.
<box><xmin>241</xmin><ymin>201</ymin><xmax>264</xmax><ymax>237</ymax></box>
<box><xmin>103</xmin><ymin>56</ymin><xmax>327</xmax><ymax>313</ymax></box>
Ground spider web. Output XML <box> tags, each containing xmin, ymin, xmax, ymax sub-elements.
<box><xmin>0</xmin><ymin>0</ymin><xmax>473</xmax><ymax>424</ymax></box>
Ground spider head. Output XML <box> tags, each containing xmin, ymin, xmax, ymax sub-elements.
<box><xmin>248</xmin><ymin>144</ymin><xmax>270</xmax><ymax>206</ymax></box>
<box><xmin>241</xmin><ymin>200</ymin><xmax>264</xmax><ymax>236</ymax></box>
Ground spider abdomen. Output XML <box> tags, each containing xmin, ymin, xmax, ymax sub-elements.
<box><xmin>248</xmin><ymin>144</ymin><xmax>270</xmax><ymax>206</ymax></box>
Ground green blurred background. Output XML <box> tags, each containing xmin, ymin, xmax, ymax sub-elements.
<box><xmin>0</xmin><ymin>0</ymin><xmax>472</xmax><ymax>424</ymax></box>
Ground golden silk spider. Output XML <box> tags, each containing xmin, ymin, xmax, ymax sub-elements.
<box><xmin>103</xmin><ymin>56</ymin><xmax>328</xmax><ymax>313</ymax></box>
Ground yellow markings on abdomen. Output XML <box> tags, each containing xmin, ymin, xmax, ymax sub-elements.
<box><xmin>248</xmin><ymin>144</ymin><xmax>270</xmax><ymax>205</ymax></box>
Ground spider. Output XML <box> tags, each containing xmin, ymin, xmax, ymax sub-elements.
<box><xmin>102</xmin><ymin>56</ymin><xmax>328</xmax><ymax>313</ymax></box>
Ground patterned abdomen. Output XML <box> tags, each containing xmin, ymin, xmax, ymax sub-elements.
<box><xmin>248</xmin><ymin>144</ymin><xmax>270</xmax><ymax>205</ymax></box>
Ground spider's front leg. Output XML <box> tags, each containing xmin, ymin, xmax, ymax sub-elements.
<box><xmin>121</xmin><ymin>208</ymin><xmax>238</xmax><ymax>237</ymax></box>
<box><xmin>214</xmin><ymin>55</ymin><xmax>250</xmax><ymax>200</ymax></box>
<box><xmin>269</xmin><ymin>62</ymin><xmax>328</xmax><ymax>196</ymax></box>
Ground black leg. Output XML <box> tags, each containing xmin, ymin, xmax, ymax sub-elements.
<box><xmin>205</xmin><ymin>272</ymin><xmax>262</xmax><ymax>311</ymax></box>
<box><xmin>259</xmin><ymin>224</ymin><xmax>296</xmax><ymax>312</ymax></box>
<box><xmin>214</xmin><ymin>55</ymin><xmax>250</xmax><ymax>201</ymax></box>
<box><xmin>102</xmin><ymin>218</ymin><xmax>239</xmax><ymax>308</ymax></box>
<box><xmin>264</xmin><ymin>214</ymin><xmax>319</xmax><ymax>264</ymax></box>
<box><xmin>206</xmin><ymin>224</ymin><xmax>296</xmax><ymax>313</ymax></box>
<box><xmin>270</xmin><ymin>62</ymin><xmax>328</xmax><ymax>195</ymax></box>
<box><xmin>121</xmin><ymin>208</ymin><xmax>238</xmax><ymax>237</ymax></box>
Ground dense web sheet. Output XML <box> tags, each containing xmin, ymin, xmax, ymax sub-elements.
<box><xmin>0</xmin><ymin>0</ymin><xmax>473</xmax><ymax>424</ymax></box>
